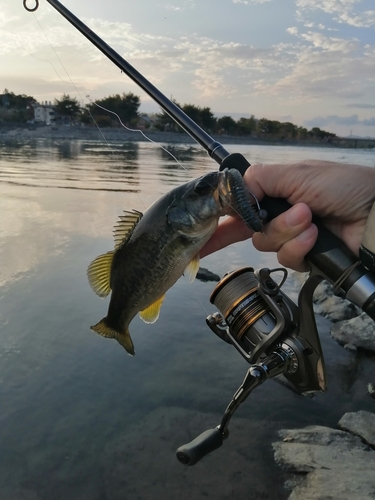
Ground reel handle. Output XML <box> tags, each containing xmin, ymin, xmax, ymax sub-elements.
<box><xmin>176</xmin><ymin>428</ymin><xmax>224</xmax><ymax>465</ymax></box>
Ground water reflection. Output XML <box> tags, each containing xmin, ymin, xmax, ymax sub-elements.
<box><xmin>0</xmin><ymin>139</ymin><xmax>142</xmax><ymax>192</ymax></box>
<box><xmin>55</xmin><ymin>140</ymin><xmax>83</xmax><ymax>160</ymax></box>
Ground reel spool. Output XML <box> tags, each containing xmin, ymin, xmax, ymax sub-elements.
<box><xmin>208</xmin><ymin>267</ymin><xmax>295</xmax><ymax>363</ymax></box>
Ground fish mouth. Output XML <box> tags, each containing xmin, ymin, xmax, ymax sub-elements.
<box><xmin>218</xmin><ymin>168</ymin><xmax>263</xmax><ymax>233</ymax></box>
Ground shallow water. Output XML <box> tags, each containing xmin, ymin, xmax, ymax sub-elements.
<box><xmin>0</xmin><ymin>138</ymin><xmax>374</xmax><ymax>500</ymax></box>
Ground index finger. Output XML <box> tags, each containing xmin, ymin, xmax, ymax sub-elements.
<box><xmin>200</xmin><ymin>216</ymin><xmax>254</xmax><ymax>258</ymax></box>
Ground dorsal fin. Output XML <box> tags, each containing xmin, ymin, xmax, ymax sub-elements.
<box><xmin>113</xmin><ymin>209</ymin><xmax>143</xmax><ymax>250</ymax></box>
<box><xmin>184</xmin><ymin>253</ymin><xmax>200</xmax><ymax>283</ymax></box>
<box><xmin>139</xmin><ymin>295</ymin><xmax>166</xmax><ymax>324</ymax></box>
<box><xmin>87</xmin><ymin>251</ymin><xmax>114</xmax><ymax>297</ymax></box>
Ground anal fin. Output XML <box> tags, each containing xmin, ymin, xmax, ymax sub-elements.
<box><xmin>139</xmin><ymin>295</ymin><xmax>165</xmax><ymax>324</ymax></box>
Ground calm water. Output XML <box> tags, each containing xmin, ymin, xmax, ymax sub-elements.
<box><xmin>0</xmin><ymin>138</ymin><xmax>374</xmax><ymax>500</ymax></box>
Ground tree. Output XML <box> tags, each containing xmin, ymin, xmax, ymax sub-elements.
<box><xmin>0</xmin><ymin>89</ymin><xmax>36</xmax><ymax>122</ymax></box>
<box><xmin>155</xmin><ymin>102</ymin><xmax>216</xmax><ymax>133</ymax></box>
<box><xmin>309</xmin><ymin>127</ymin><xmax>336</xmax><ymax>140</ymax></box>
<box><xmin>279</xmin><ymin>122</ymin><xmax>297</xmax><ymax>139</ymax></box>
<box><xmin>297</xmin><ymin>126</ymin><xmax>308</xmax><ymax>140</ymax></box>
<box><xmin>198</xmin><ymin>107</ymin><xmax>216</xmax><ymax>132</ymax></box>
<box><xmin>54</xmin><ymin>94</ymin><xmax>81</xmax><ymax>122</ymax></box>
<box><xmin>154</xmin><ymin>99</ymin><xmax>183</xmax><ymax>132</ymax></box>
<box><xmin>217</xmin><ymin>116</ymin><xmax>238</xmax><ymax>135</ymax></box>
<box><xmin>87</xmin><ymin>92</ymin><xmax>141</xmax><ymax>126</ymax></box>
<box><xmin>237</xmin><ymin>116</ymin><xmax>256</xmax><ymax>136</ymax></box>
<box><xmin>256</xmin><ymin>118</ymin><xmax>284</xmax><ymax>138</ymax></box>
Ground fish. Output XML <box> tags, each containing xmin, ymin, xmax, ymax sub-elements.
<box><xmin>87</xmin><ymin>168</ymin><xmax>261</xmax><ymax>355</ymax></box>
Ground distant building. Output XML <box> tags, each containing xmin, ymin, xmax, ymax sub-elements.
<box><xmin>33</xmin><ymin>101</ymin><xmax>55</xmax><ymax>125</ymax></box>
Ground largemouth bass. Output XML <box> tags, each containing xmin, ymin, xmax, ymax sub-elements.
<box><xmin>87</xmin><ymin>168</ymin><xmax>261</xmax><ymax>355</ymax></box>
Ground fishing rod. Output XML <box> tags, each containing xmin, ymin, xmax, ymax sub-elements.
<box><xmin>24</xmin><ymin>0</ymin><xmax>375</xmax><ymax>465</ymax></box>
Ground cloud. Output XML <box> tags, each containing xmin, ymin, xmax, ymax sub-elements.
<box><xmin>164</xmin><ymin>1</ymin><xmax>195</xmax><ymax>11</ymax></box>
<box><xmin>254</xmin><ymin>29</ymin><xmax>375</xmax><ymax>105</ymax></box>
<box><xmin>287</xmin><ymin>27</ymin><xmax>299</xmax><ymax>35</ymax></box>
<box><xmin>346</xmin><ymin>103</ymin><xmax>375</xmax><ymax>109</ymax></box>
<box><xmin>232</xmin><ymin>0</ymin><xmax>271</xmax><ymax>4</ymax></box>
<box><xmin>295</xmin><ymin>0</ymin><xmax>375</xmax><ymax>28</ymax></box>
<box><xmin>305</xmin><ymin>114</ymin><xmax>375</xmax><ymax>128</ymax></box>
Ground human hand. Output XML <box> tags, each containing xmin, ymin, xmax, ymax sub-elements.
<box><xmin>201</xmin><ymin>160</ymin><xmax>375</xmax><ymax>271</ymax></box>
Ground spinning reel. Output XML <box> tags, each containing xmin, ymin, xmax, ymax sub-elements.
<box><xmin>176</xmin><ymin>266</ymin><xmax>326</xmax><ymax>465</ymax></box>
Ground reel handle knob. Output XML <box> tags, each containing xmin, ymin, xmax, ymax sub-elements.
<box><xmin>176</xmin><ymin>428</ymin><xmax>224</xmax><ymax>465</ymax></box>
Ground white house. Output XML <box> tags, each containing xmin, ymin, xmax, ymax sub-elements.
<box><xmin>33</xmin><ymin>102</ymin><xmax>55</xmax><ymax>125</ymax></box>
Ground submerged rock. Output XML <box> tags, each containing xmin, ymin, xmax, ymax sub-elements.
<box><xmin>331</xmin><ymin>312</ymin><xmax>375</xmax><ymax>352</ymax></box>
<box><xmin>290</xmin><ymin>272</ymin><xmax>360</xmax><ymax>322</ymax></box>
<box><xmin>273</xmin><ymin>422</ymin><xmax>375</xmax><ymax>499</ymax></box>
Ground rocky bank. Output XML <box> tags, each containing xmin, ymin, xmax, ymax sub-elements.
<box><xmin>274</xmin><ymin>273</ymin><xmax>375</xmax><ymax>499</ymax></box>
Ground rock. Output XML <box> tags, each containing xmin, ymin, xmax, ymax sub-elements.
<box><xmin>338</xmin><ymin>411</ymin><xmax>375</xmax><ymax>447</ymax></box>
<box><xmin>289</xmin><ymin>469</ymin><xmax>375</xmax><ymax>500</ymax></box>
<box><xmin>343</xmin><ymin>343</ymin><xmax>357</xmax><ymax>352</ymax></box>
<box><xmin>273</xmin><ymin>424</ymin><xmax>375</xmax><ymax>500</ymax></box>
<box><xmin>0</xmin><ymin>489</ymin><xmax>41</xmax><ymax>500</ymax></box>
<box><xmin>331</xmin><ymin>312</ymin><xmax>375</xmax><ymax>352</ymax></box>
<box><xmin>290</xmin><ymin>272</ymin><xmax>360</xmax><ymax>322</ymax></box>
<box><xmin>273</xmin><ymin>425</ymin><xmax>372</xmax><ymax>472</ymax></box>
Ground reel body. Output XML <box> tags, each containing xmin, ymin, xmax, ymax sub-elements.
<box><xmin>207</xmin><ymin>266</ymin><xmax>326</xmax><ymax>394</ymax></box>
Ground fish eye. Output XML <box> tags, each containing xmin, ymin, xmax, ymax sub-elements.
<box><xmin>194</xmin><ymin>179</ymin><xmax>212</xmax><ymax>195</ymax></box>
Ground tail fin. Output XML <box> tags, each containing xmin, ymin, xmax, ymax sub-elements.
<box><xmin>90</xmin><ymin>318</ymin><xmax>135</xmax><ymax>356</ymax></box>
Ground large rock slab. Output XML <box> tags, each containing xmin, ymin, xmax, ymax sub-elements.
<box><xmin>273</xmin><ymin>423</ymin><xmax>375</xmax><ymax>499</ymax></box>
<box><xmin>338</xmin><ymin>410</ymin><xmax>375</xmax><ymax>447</ymax></box>
<box><xmin>331</xmin><ymin>312</ymin><xmax>375</xmax><ymax>352</ymax></box>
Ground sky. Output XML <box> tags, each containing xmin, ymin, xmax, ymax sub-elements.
<box><xmin>1</xmin><ymin>0</ymin><xmax>375</xmax><ymax>137</ymax></box>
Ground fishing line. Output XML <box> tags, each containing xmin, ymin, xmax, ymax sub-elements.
<box><xmin>21</xmin><ymin>7</ymin><xmax>250</xmax><ymax>222</ymax></box>
<box><xmin>90</xmin><ymin>101</ymin><xmax>188</xmax><ymax>172</ymax></box>
<box><xmin>30</xmin><ymin>12</ymin><xmax>117</xmax><ymax>153</ymax></box>
<box><xmin>23</xmin><ymin>8</ymin><xmax>197</xmax><ymax>207</ymax></box>
<box><xmin>3</xmin><ymin>21</ymin><xmax>118</xmax><ymax>171</ymax></box>
<box><xmin>28</xmin><ymin>13</ymin><xmax>252</xmax><ymax>245</ymax></box>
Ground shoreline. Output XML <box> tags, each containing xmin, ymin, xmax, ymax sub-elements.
<box><xmin>1</xmin><ymin>124</ymin><xmax>373</xmax><ymax>149</ymax></box>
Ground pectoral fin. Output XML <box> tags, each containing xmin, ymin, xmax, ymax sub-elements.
<box><xmin>90</xmin><ymin>318</ymin><xmax>135</xmax><ymax>356</ymax></box>
<box><xmin>87</xmin><ymin>251</ymin><xmax>114</xmax><ymax>298</ymax></box>
<box><xmin>184</xmin><ymin>253</ymin><xmax>200</xmax><ymax>283</ymax></box>
<box><xmin>139</xmin><ymin>295</ymin><xmax>165</xmax><ymax>324</ymax></box>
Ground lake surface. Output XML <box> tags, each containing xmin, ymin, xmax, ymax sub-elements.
<box><xmin>0</xmin><ymin>138</ymin><xmax>374</xmax><ymax>500</ymax></box>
